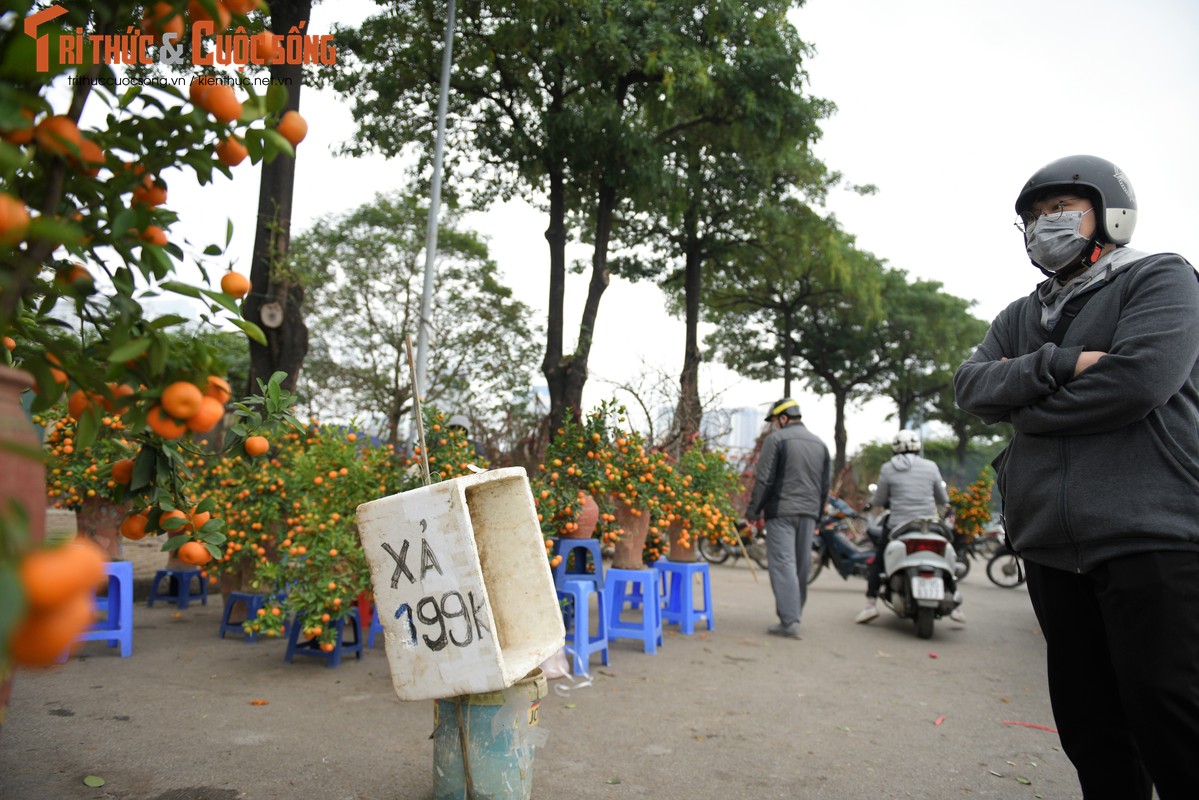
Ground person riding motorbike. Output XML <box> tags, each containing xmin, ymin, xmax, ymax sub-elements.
<box><xmin>854</xmin><ymin>430</ymin><xmax>963</xmax><ymax>624</ymax></box>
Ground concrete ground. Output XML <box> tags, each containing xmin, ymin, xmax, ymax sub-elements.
<box><xmin>0</xmin><ymin>550</ymin><xmax>1082</xmax><ymax>800</ymax></box>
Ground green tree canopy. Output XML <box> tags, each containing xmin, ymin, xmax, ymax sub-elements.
<box><xmin>287</xmin><ymin>191</ymin><xmax>540</xmax><ymax>444</ymax></box>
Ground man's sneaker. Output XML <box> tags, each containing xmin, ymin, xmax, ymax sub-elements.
<box><xmin>767</xmin><ymin>623</ymin><xmax>802</xmax><ymax>639</ymax></box>
<box><xmin>950</xmin><ymin>608</ymin><xmax>966</xmax><ymax>624</ymax></box>
<box><xmin>854</xmin><ymin>605</ymin><xmax>879</xmax><ymax>624</ymax></box>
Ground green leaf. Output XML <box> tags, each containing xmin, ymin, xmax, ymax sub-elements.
<box><xmin>204</xmin><ymin>542</ymin><xmax>222</xmax><ymax>560</ymax></box>
<box><xmin>129</xmin><ymin>446</ymin><xmax>156</xmax><ymax>492</ymax></box>
<box><xmin>265</xmin><ymin>82</ymin><xmax>290</xmax><ymax>114</ymax></box>
<box><xmin>83</xmin><ymin>776</ymin><xmax>106</xmax><ymax>788</ymax></box>
<box><xmin>75</xmin><ymin>404</ymin><xmax>101</xmax><ymax>448</ymax></box>
<box><xmin>162</xmin><ymin>536</ymin><xmax>187</xmax><ymax>552</ymax></box>
<box><xmin>229</xmin><ymin>318</ymin><xmax>267</xmax><ymax>345</ymax></box>
<box><xmin>199</xmin><ymin>288</ymin><xmax>240</xmax><ymax>315</ymax></box>
<box><xmin>160</xmin><ymin>280</ymin><xmax>203</xmax><ymax>299</ymax></box>
<box><xmin>203</xmin><ymin>244</ymin><xmax>224</xmax><ymax>256</ymax></box>
<box><xmin>0</xmin><ymin>562</ymin><xmax>27</xmax><ymax>664</ymax></box>
<box><xmin>108</xmin><ymin>338</ymin><xmax>152</xmax><ymax>363</ymax></box>
<box><xmin>149</xmin><ymin>314</ymin><xmax>190</xmax><ymax>330</ymax></box>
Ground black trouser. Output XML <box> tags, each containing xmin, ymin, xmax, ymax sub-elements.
<box><xmin>1025</xmin><ymin>553</ymin><xmax>1199</xmax><ymax>800</ymax></box>
<box><xmin>865</xmin><ymin>529</ymin><xmax>888</xmax><ymax>599</ymax></box>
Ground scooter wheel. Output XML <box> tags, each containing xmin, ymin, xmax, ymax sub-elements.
<box><xmin>915</xmin><ymin>606</ymin><xmax>935</xmax><ymax>639</ymax></box>
<box><xmin>806</xmin><ymin>545</ymin><xmax>823</xmax><ymax>584</ymax></box>
<box><xmin>698</xmin><ymin>536</ymin><xmax>730</xmax><ymax>565</ymax></box>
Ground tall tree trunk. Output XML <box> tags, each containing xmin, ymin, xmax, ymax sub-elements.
<box><xmin>541</xmin><ymin>167</ymin><xmax>571</xmax><ymax>428</ymax></box>
<box><xmin>243</xmin><ymin>0</ymin><xmax>311</xmax><ymax>395</ymax></box>
<box><xmin>832</xmin><ymin>389</ymin><xmax>848</xmax><ymax>475</ymax></box>
<box><xmin>673</xmin><ymin>202</ymin><xmax>703</xmax><ymax>450</ymax></box>
<box><xmin>781</xmin><ymin>310</ymin><xmax>795</xmax><ymax>397</ymax></box>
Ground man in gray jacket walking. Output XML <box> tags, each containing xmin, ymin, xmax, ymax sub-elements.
<box><xmin>954</xmin><ymin>155</ymin><xmax>1199</xmax><ymax>799</ymax></box>
<box><xmin>745</xmin><ymin>398</ymin><xmax>830</xmax><ymax>639</ymax></box>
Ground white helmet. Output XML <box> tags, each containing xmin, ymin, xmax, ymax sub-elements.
<box><xmin>892</xmin><ymin>430</ymin><xmax>921</xmax><ymax>454</ymax></box>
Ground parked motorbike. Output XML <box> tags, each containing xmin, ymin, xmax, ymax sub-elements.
<box><xmin>879</xmin><ymin>518</ymin><xmax>963</xmax><ymax>639</ymax></box>
<box><xmin>807</xmin><ymin>499</ymin><xmax>878</xmax><ymax>584</ymax></box>
<box><xmin>698</xmin><ymin>520</ymin><xmax>769</xmax><ymax>570</ymax></box>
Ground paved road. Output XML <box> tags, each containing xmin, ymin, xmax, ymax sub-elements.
<box><xmin>0</xmin><ymin>558</ymin><xmax>1081</xmax><ymax>800</ymax></box>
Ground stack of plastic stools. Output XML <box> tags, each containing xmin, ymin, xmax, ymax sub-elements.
<box><xmin>551</xmin><ymin>537</ymin><xmax>604</xmax><ymax>588</ymax></box>
<box><xmin>74</xmin><ymin>560</ymin><xmax>133</xmax><ymax>657</ymax></box>
<box><xmin>219</xmin><ymin>592</ymin><xmax>271</xmax><ymax>642</ymax></box>
<box><xmin>604</xmin><ymin>567</ymin><xmax>663</xmax><ymax>654</ymax></box>
<box><xmin>654</xmin><ymin>558</ymin><xmax>714</xmax><ymax>635</ymax></box>
<box><xmin>147</xmin><ymin>568</ymin><xmax>207</xmax><ymax>609</ymax></box>
<box><xmin>285</xmin><ymin>608</ymin><xmax>363</xmax><ymax>668</ymax></box>
<box><xmin>557</xmin><ymin>578</ymin><xmax>609</xmax><ymax>675</ymax></box>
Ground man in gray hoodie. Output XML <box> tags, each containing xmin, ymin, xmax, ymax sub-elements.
<box><xmin>854</xmin><ymin>430</ymin><xmax>957</xmax><ymax>624</ymax></box>
<box><xmin>954</xmin><ymin>155</ymin><xmax>1199</xmax><ymax>799</ymax></box>
<box><xmin>745</xmin><ymin>398</ymin><xmax>830</xmax><ymax>639</ymax></box>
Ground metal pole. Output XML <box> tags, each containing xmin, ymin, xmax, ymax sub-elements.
<box><xmin>411</xmin><ymin>0</ymin><xmax>456</xmax><ymax>447</ymax></box>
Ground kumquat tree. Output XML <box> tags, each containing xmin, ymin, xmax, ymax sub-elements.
<box><xmin>1</xmin><ymin>0</ymin><xmax>310</xmax><ymax>673</ymax></box>
<box><xmin>189</xmin><ymin>407</ymin><xmax>484</xmax><ymax>650</ymax></box>
<box><xmin>948</xmin><ymin>472</ymin><xmax>994</xmax><ymax>542</ymax></box>
<box><xmin>532</xmin><ymin>401</ymin><xmax>743</xmax><ymax>568</ymax></box>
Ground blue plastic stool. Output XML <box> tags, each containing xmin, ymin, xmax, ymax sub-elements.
<box><xmin>604</xmin><ymin>567</ymin><xmax>663</xmax><ymax>654</ymax></box>
<box><xmin>367</xmin><ymin>605</ymin><xmax>384</xmax><ymax>648</ymax></box>
<box><xmin>219</xmin><ymin>592</ymin><xmax>273</xmax><ymax>642</ymax></box>
<box><xmin>285</xmin><ymin>608</ymin><xmax>363</xmax><ymax>668</ymax></box>
<box><xmin>74</xmin><ymin>560</ymin><xmax>134</xmax><ymax>657</ymax></box>
<box><xmin>551</xmin><ymin>537</ymin><xmax>604</xmax><ymax>589</ymax></box>
<box><xmin>557</xmin><ymin>578</ymin><xmax>609</xmax><ymax>675</ymax></box>
<box><xmin>147</xmin><ymin>569</ymin><xmax>207</xmax><ymax>609</ymax></box>
<box><xmin>654</xmin><ymin>559</ymin><xmax>714</xmax><ymax>635</ymax></box>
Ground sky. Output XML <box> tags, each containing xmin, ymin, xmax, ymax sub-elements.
<box><xmin>154</xmin><ymin>0</ymin><xmax>1199</xmax><ymax>454</ymax></box>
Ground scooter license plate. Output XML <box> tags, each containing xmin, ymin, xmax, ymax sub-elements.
<box><xmin>911</xmin><ymin>576</ymin><xmax>944</xmax><ymax>601</ymax></box>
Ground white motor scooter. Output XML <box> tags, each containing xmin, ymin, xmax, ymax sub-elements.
<box><xmin>879</xmin><ymin>518</ymin><xmax>963</xmax><ymax>639</ymax></box>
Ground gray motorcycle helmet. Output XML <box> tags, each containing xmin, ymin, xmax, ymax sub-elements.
<box><xmin>1014</xmin><ymin>154</ymin><xmax>1137</xmax><ymax>246</ymax></box>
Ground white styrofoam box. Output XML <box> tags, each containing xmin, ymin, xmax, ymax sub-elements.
<box><xmin>356</xmin><ymin>467</ymin><xmax>565</xmax><ymax>701</ymax></box>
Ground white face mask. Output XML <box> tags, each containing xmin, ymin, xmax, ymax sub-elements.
<box><xmin>1024</xmin><ymin>209</ymin><xmax>1092</xmax><ymax>273</ymax></box>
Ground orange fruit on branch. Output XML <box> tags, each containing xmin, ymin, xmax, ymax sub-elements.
<box><xmin>0</xmin><ymin>192</ymin><xmax>31</xmax><ymax>245</ymax></box>
<box><xmin>161</xmin><ymin>381</ymin><xmax>203</xmax><ymax>420</ymax></box>
<box><xmin>141</xmin><ymin>225</ymin><xmax>169</xmax><ymax>247</ymax></box>
<box><xmin>215</xmin><ymin>135</ymin><xmax>248</xmax><ymax>167</ymax></box>
<box><xmin>33</xmin><ymin>115</ymin><xmax>82</xmax><ymax>159</ymax></box>
<box><xmin>178</xmin><ymin>540</ymin><xmax>213</xmax><ymax>566</ymax></box>
<box><xmin>120</xmin><ymin>512</ymin><xmax>149</xmax><ymax>540</ymax></box>
<box><xmin>186</xmin><ymin>395</ymin><xmax>225</xmax><ymax>433</ymax></box>
<box><xmin>146</xmin><ymin>405</ymin><xmax>187</xmax><ymax>439</ymax></box>
<box><xmin>111</xmin><ymin>458</ymin><xmax>135</xmax><ymax>485</ymax></box>
<box><xmin>9</xmin><ymin>592</ymin><xmax>94</xmax><ymax>667</ymax></box>
<box><xmin>200</xmin><ymin>84</ymin><xmax>242</xmax><ymax>125</ymax></box>
<box><xmin>189</xmin><ymin>0</ymin><xmax>233</xmax><ymax>30</ymax></box>
<box><xmin>244</xmin><ymin>435</ymin><xmax>269</xmax><ymax>457</ymax></box>
<box><xmin>220</xmin><ymin>271</ymin><xmax>250</xmax><ymax>299</ymax></box>
<box><xmin>141</xmin><ymin>2</ymin><xmax>185</xmax><ymax>43</ymax></box>
<box><xmin>204</xmin><ymin>375</ymin><xmax>232</xmax><ymax>404</ymax></box>
<box><xmin>276</xmin><ymin>110</ymin><xmax>308</xmax><ymax>147</ymax></box>
<box><xmin>19</xmin><ymin>539</ymin><xmax>106</xmax><ymax>610</ymax></box>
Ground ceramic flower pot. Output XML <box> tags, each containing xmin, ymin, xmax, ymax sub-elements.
<box><xmin>610</xmin><ymin>500</ymin><xmax>650</xmax><ymax>570</ymax></box>
<box><xmin>560</xmin><ymin>492</ymin><xmax>599</xmax><ymax>540</ymax></box>
<box><xmin>667</xmin><ymin>520</ymin><xmax>699</xmax><ymax>562</ymax></box>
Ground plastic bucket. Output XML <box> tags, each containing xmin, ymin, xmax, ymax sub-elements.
<box><xmin>433</xmin><ymin>668</ymin><xmax>548</xmax><ymax>800</ymax></box>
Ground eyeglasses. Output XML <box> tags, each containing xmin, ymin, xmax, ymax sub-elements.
<box><xmin>1014</xmin><ymin>197</ymin><xmax>1085</xmax><ymax>233</ymax></box>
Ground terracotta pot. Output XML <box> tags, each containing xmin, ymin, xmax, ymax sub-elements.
<box><xmin>610</xmin><ymin>500</ymin><xmax>651</xmax><ymax>570</ymax></box>
<box><xmin>77</xmin><ymin>497</ymin><xmax>129</xmax><ymax>559</ymax></box>
<box><xmin>667</xmin><ymin>520</ymin><xmax>699</xmax><ymax>562</ymax></box>
<box><xmin>560</xmin><ymin>492</ymin><xmax>599</xmax><ymax>540</ymax></box>
<box><xmin>0</xmin><ymin>366</ymin><xmax>45</xmax><ymax>743</ymax></box>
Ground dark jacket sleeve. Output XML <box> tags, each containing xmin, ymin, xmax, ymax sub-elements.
<box><xmin>1009</xmin><ymin>257</ymin><xmax>1199</xmax><ymax>435</ymax></box>
<box><xmin>745</xmin><ymin>432</ymin><xmax>778</xmax><ymax>519</ymax></box>
<box><xmin>953</xmin><ymin>298</ymin><xmax>1080</xmax><ymax>424</ymax></box>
